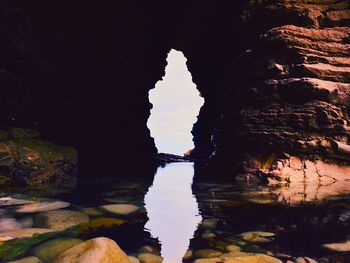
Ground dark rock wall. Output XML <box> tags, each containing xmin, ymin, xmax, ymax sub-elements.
<box><xmin>0</xmin><ymin>0</ymin><xmax>349</xmax><ymax>178</ymax></box>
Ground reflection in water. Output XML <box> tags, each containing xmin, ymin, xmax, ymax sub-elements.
<box><xmin>145</xmin><ymin>162</ymin><xmax>201</xmax><ymax>263</ymax></box>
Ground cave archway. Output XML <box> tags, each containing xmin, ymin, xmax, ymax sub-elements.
<box><xmin>147</xmin><ymin>49</ymin><xmax>204</xmax><ymax>156</ymax></box>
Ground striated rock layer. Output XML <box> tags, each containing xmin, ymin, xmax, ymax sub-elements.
<box><xmin>0</xmin><ymin>0</ymin><xmax>348</xmax><ymax>181</ymax></box>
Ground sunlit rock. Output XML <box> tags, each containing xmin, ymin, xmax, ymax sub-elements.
<box><xmin>33</xmin><ymin>237</ymin><xmax>83</xmax><ymax>262</ymax></box>
<box><xmin>52</xmin><ymin>237</ymin><xmax>131</xmax><ymax>263</ymax></box>
<box><xmin>194</xmin><ymin>249</ymin><xmax>222</xmax><ymax>259</ymax></box>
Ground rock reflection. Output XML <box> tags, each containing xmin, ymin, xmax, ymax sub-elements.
<box><xmin>145</xmin><ymin>162</ymin><xmax>201</xmax><ymax>263</ymax></box>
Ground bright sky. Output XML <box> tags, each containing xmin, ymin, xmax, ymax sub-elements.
<box><xmin>147</xmin><ymin>49</ymin><xmax>204</xmax><ymax>155</ymax></box>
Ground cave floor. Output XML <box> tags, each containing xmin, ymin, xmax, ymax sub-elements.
<box><xmin>0</xmin><ymin>163</ymin><xmax>349</xmax><ymax>262</ymax></box>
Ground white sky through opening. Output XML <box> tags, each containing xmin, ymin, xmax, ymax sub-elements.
<box><xmin>147</xmin><ymin>49</ymin><xmax>204</xmax><ymax>155</ymax></box>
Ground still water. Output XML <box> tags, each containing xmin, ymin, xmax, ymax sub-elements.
<box><xmin>0</xmin><ymin>162</ymin><xmax>349</xmax><ymax>262</ymax></box>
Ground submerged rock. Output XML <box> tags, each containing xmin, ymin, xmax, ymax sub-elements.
<box><xmin>52</xmin><ymin>237</ymin><xmax>131</xmax><ymax>263</ymax></box>
<box><xmin>15</xmin><ymin>201</ymin><xmax>70</xmax><ymax>214</ymax></box>
<box><xmin>99</xmin><ymin>204</ymin><xmax>140</xmax><ymax>216</ymax></box>
<box><xmin>34</xmin><ymin>209</ymin><xmax>89</xmax><ymax>231</ymax></box>
<box><xmin>33</xmin><ymin>237</ymin><xmax>83</xmax><ymax>262</ymax></box>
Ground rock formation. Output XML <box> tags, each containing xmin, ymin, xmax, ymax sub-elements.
<box><xmin>0</xmin><ymin>0</ymin><xmax>348</xmax><ymax>182</ymax></box>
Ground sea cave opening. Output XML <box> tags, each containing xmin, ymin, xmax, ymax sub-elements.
<box><xmin>147</xmin><ymin>49</ymin><xmax>204</xmax><ymax>156</ymax></box>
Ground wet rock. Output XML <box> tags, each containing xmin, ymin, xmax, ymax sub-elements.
<box><xmin>15</xmin><ymin>201</ymin><xmax>70</xmax><ymax>213</ymax></box>
<box><xmin>295</xmin><ymin>257</ymin><xmax>318</xmax><ymax>263</ymax></box>
<box><xmin>138</xmin><ymin>246</ymin><xmax>159</xmax><ymax>255</ymax></box>
<box><xmin>194</xmin><ymin>249</ymin><xmax>222</xmax><ymax>258</ymax></box>
<box><xmin>52</xmin><ymin>237</ymin><xmax>131</xmax><ymax>263</ymax></box>
<box><xmin>81</xmin><ymin>207</ymin><xmax>104</xmax><ymax>216</ymax></box>
<box><xmin>202</xmin><ymin>232</ymin><xmax>216</xmax><ymax>239</ymax></box>
<box><xmin>193</xmin><ymin>259</ymin><xmax>221</xmax><ymax>263</ymax></box>
<box><xmin>33</xmin><ymin>237</ymin><xmax>83</xmax><ymax>262</ymax></box>
<box><xmin>0</xmin><ymin>228</ymin><xmax>54</xmax><ymax>241</ymax></box>
<box><xmin>238</xmin><ymin>231</ymin><xmax>275</xmax><ymax>243</ymax></box>
<box><xmin>137</xmin><ymin>253</ymin><xmax>163</xmax><ymax>263</ymax></box>
<box><xmin>225</xmin><ymin>245</ymin><xmax>241</xmax><ymax>252</ymax></box>
<box><xmin>220</xmin><ymin>252</ymin><xmax>252</xmax><ymax>258</ymax></box>
<box><xmin>34</xmin><ymin>209</ymin><xmax>89</xmax><ymax>231</ymax></box>
<box><xmin>6</xmin><ymin>256</ymin><xmax>42</xmax><ymax>263</ymax></box>
<box><xmin>99</xmin><ymin>204</ymin><xmax>140</xmax><ymax>216</ymax></box>
<box><xmin>0</xmin><ymin>197</ymin><xmax>35</xmax><ymax>206</ymax></box>
<box><xmin>202</xmin><ymin>219</ymin><xmax>218</xmax><ymax>229</ymax></box>
<box><xmin>77</xmin><ymin>217</ymin><xmax>125</xmax><ymax>233</ymax></box>
<box><xmin>0</xmin><ymin>218</ymin><xmax>22</xmax><ymax>231</ymax></box>
<box><xmin>322</xmin><ymin>240</ymin><xmax>350</xmax><ymax>251</ymax></box>
<box><xmin>128</xmin><ymin>256</ymin><xmax>140</xmax><ymax>263</ymax></box>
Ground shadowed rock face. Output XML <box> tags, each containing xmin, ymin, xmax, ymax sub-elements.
<box><xmin>0</xmin><ymin>0</ymin><xmax>349</xmax><ymax>180</ymax></box>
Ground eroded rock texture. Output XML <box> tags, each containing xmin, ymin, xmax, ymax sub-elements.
<box><xmin>0</xmin><ymin>0</ymin><xmax>348</xmax><ymax>181</ymax></box>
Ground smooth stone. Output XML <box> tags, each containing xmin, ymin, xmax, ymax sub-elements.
<box><xmin>128</xmin><ymin>256</ymin><xmax>140</xmax><ymax>263</ymax></box>
<box><xmin>33</xmin><ymin>237</ymin><xmax>83</xmax><ymax>262</ymax></box>
<box><xmin>35</xmin><ymin>210</ymin><xmax>89</xmax><ymax>231</ymax></box>
<box><xmin>193</xmin><ymin>259</ymin><xmax>221</xmax><ymax>263</ymax></box>
<box><xmin>225</xmin><ymin>245</ymin><xmax>241</xmax><ymax>252</ymax></box>
<box><xmin>238</xmin><ymin>231</ymin><xmax>275</xmax><ymax>243</ymax></box>
<box><xmin>322</xmin><ymin>240</ymin><xmax>350</xmax><ymax>251</ymax></box>
<box><xmin>138</xmin><ymin>253</ymin><xmax>163</xmax><ymax>263</ymax></box>
<box><xmin>15</xmin><ymin>201</ymin><xmax>70</xmax><ymax>213</ymax></box>
<box><xmin>0</xmin><ymin>228</ymin><xmax>54</xmax><ymax>241</ymax></box>
<box><xmin>6</xmin><ymin>256</ymin><xmax>43</xmax><ymax>263</ymax></box>
<box><xmin>0</xmin><ymin>218</ymin><xmax>22</xmax><ymax>231</ymax></box>
<box><xmin>226</xmin><ymin>254</ymin><xmax>282</xmax><ymax>263</ymax></box>
<box><xmin>295</xmin><ymin>257</ymin><xmax>318</xmax><ymax>263</ymax></box>
<box><xmin>99</xmin><ymin>204</ymin><xmax>140</xmax><ymax>216</ymax></box>
<box><xmin>81</xmin><ymin>207</ymin><xmax>104</xmax><ymax>216</ymax></box>
<box><xmin>194</xmin><ymin>249</ymin><xmax>222</xmax><ymax>258</ymax></box>
<box><xmin>0</xmin><ymin>197</ymin><xmax>35</xmax><ymax>206</ymax></box>
<box><xmin>52</xmin><ymin>237</ymin><xmax>131</xmax><ymax>263</ymax></box>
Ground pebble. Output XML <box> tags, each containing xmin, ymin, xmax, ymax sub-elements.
<box><xmin>15</xmin><ymin>201</ymin><xmax>70</xmax><ymax>213</ymax></box>
<box><xmin>81</xmin><ymin>207</ymin><xmax>104</xmax><ymax>216</ymax></box>
<box><xmin>225</xmin><ymin>245</ymin><xmax>241</xmax><ymax>252</ymax></box>
<box><xmin>138</xmin><ymin>253</ymin><xmax>163</xmax><ymax>263</ymax></box>
<box><xmin>33</xmin><ymin>237</ymin><xmax>83</xmax><ymax>262</ymax></box>
<box><xmin>35</xmin><ymin>209</ymin><xmax>89</xmax><ymax>231</ymax></box>
<box><xmin>99</xmin><ymin>204</ymin><xmax>140</xmax><ymax>216</ymax></box>
<box><xmin>202</xmin><ymin>232</ymin><xmax>216</xmax><ymax>239</ymax></box>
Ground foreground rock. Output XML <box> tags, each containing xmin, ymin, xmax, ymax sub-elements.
<box><xmin>52</xmin><ymin>237</ymin><xmax>131</xmax><ymax>263</ymax></box>
<box><xmin>34</xmin><ymin>209</ymin><xmax>89</xmax><ymax>231</ymax></box>
<box><xmin>7</xmin><ymin>257</ymin><xmax>42</xmax><ymax>263</ymax></box>
<box><xmin>137</xmin><ymin>253</ymin><xmax>163</xmax><ymax>263</ymax></box>
<box><xmin>194</xmin><ymin>254</ymin><xmax>282</xmax><ymax>263</ymax></box>
<box><xmin>33</xmin><ymin>237</ymin><xmax>83</xmax><ymax>262</ymax></box>
<box><xmin>0</xmin><ymin>128</ymin><xmax>77</xmax><ymax>186</ymax></box>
